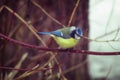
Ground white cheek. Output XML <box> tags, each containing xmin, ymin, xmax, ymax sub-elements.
<box><xmin>70</xmin><ymin>26</ymin><xmax>76</xmax><ymax>31</ymax></box>
<box><xmin>75</xmin><ymin>34</ymin><xmax>80</xmax><ymax>39</ymax></box>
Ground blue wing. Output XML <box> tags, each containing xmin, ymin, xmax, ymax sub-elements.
<box><xmin>38</xmin><ymin>32</ymin><xmax>52</xmax><ymax>35</ymax></box>
<box><xmin>38</xmin><ymin>27</ymin><xmax>76</xmax><ymax>38</ymax></box>
<box><xmin>38</xmin><ymin>30</ymin><xmax>62</xmax><ymax>37</ymax></box>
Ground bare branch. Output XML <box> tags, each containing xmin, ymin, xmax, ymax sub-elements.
<box><xmin>0</xmin><ymin>5</ymin><xmax>47</xmax><ymax>47</ymax></box>
<box><xmin>31</xmin><ymin>0</ymin><xmax>66</xmax><ymax>28</ymax></box>
<box><xmin>67</xmin><ymin>0</ymin><xmax>80</xmax><ymax>26</ymax></box>
<box><xmin>0</xmin><ymin>33</ymin><xmax>120</xmax><ymax>55</ymax></box>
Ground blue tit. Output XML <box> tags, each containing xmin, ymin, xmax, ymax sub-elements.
<box><xmin>38</xmin><ymin>26</ymin><xmax>83</xmax><ymax>48</ymax></box>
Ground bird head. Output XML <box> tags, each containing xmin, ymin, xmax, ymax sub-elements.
<box><xmin>70</xmin><ymin>27</ymin><xmax>83</xmax><ymax>39</ymax></box>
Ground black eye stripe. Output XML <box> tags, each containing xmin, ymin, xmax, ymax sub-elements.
<box><xmin>76</xmin><ymin>33</ymin><xmax>80</xmax><ymax>36</ymax></box>
<box><xmin>70</xmin><ymin>30</ymin><xmax>76</xmax><ymax>38</ymax></box>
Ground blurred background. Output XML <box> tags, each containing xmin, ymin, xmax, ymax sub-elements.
<box><xmin>89</xmin><ymin>0</ymin><xmax>120</xmax><ymax>80</ymax></box>
<box><xmin>0</xmin><ymin>0</ymin><xmax>120</xmax><ymax>80</ymax></box>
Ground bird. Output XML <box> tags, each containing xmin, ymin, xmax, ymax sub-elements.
<box><xmin>38</xmin><ymin>26</ymin><xmax>83</xmax><ymax>48</ymax></box>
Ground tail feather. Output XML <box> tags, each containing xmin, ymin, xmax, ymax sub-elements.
<box><xmin>38</xmin><ymin>32</ymin><xmax>51</xmax><ymax>35</ymax></box>
<box><xmin>38</xmin><ymin>30</ymin><xmax>61</xmax><ymax>37</ymax></box>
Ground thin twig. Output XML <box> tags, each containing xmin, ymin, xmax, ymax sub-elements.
<box><xmin>105</xmin><ymin>0</ymin><xmax>115</xmax><ymax>33</ymax></box>
<box><xmin>107</xmin><ymin>42</ymin><xmax>119</xmax><ymax>50</ymax></box>
<box><xmin>82</xmin><ymin>36</ymin><xmax>120</xmax><ymax>42</ymax></box>
<box><xmin>7</xmin><ymin>53</ymin><xmax>28</xmax><ymax>80</ymax></box>
<box><xmin>95</xmin><ymin>29</ymin><xmax>117</xmax><ymax>40</ymax></box>
<box><xmin>104</xmin><ymin>65</ymin><xmax>112</xmax><ymax>80</ymax></box>
<box><xmin>113</xmin><ymin>26</ymin><xmax>120</xmax><ymax>40</ymax></box>
<box><xmin>31</xmin><ymin>0</ymin><xmax>66</xmax><ymax>28</ymax></box>
<box><xmin>15</xmin><ymin>52</ymin><xmax>57</xmax><ymax>80</ymax></box>
<box><xmin>0</xmin><ymin>66</ymin><xmax>54</xmax><ymax>73</ymax></box>
<box><xmin>67</xmin><ymin>0</ymin><xmax>80</xmax><ymax>26</ymax></box>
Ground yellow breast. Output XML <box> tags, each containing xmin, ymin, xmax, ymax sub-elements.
<box><xmin>52</xmin><ymin>36</ymin><xmax>79</xmax><ymax>48</ymax></box>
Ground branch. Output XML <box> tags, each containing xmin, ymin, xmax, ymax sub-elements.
<box><xmin>31</xmin><ymin>0</ymin><xmax>66</xmax><ymax>28</ymax></box>
<box><xmin>0</xmin><ymin>5</ymin><xmax>47</xmax><ymax>47</ymax></box>
<box><xmin>67</xmin><ymin>0</ymin><xmax>80</xmax><ymax>26</ymax></box>
<box><xmin>0</xmin><ymin>33</ymin><xmax>120</xmax><ymax>55</ymax></box>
